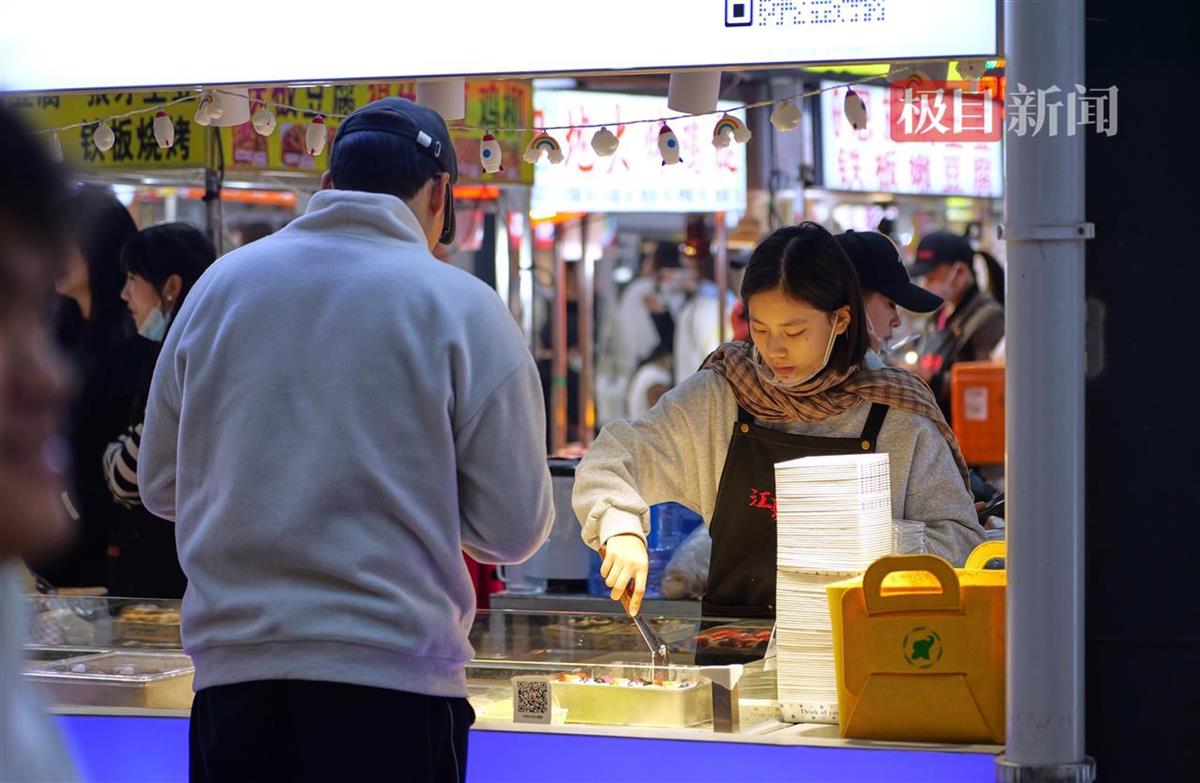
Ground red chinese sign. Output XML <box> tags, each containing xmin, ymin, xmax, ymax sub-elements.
<box><xmin>889</xmin><ymin>80</ymin><xmax>1004</xmax><ymax>143</ymax></box>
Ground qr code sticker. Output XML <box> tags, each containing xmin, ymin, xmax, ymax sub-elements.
<box><xmin>726</xmin><ymin>0</ymin><xmax>888</xmax><ymax>28</ymax></box>
<box><xmin>513</xmin><ymin>676</ymin><xmax>552</xmax><ymax>724</ymax></box>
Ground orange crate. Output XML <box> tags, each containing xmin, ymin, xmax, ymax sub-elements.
<box><xmin>950</xmin><ymin>361</ymin><xmax>1004</xmax><ymax>465</ymax></box>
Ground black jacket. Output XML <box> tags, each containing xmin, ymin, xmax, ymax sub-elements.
<box><xmin>36</xmin><ymin>310</ymin><xmax>158</xmax><ymax>589</ymax></box>
<box><xmin>922</xmin><ymin>285</ymin><xmax>1005</xmax><ymax>421</ymax></box>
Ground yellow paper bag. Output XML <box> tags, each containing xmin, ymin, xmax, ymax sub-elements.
<box><xmin>827</xmin><ymin>545</ymin><xmax>1006</xmax><ymax>744</ymax></box>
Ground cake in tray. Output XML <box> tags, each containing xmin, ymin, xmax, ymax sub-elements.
<box><xmin>549</xmin><ymin>668</ymin><xmax>713</xmax><ymax>728</ymax></box>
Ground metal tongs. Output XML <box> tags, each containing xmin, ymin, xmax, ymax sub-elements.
<box><xmin>618</xmin><ymin>585</ymin><xmax>671</xmax><ymax>677</ymax></box>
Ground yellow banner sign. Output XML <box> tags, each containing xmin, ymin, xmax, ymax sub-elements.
<box><xmin>6</xmin><ymin>81</ymin><xmax>534</xmax><ymax>186</ymax></box>
<box><xmin>5</xmin><ymin>90</ymin><xmax>205</xmax><ymax>169</ymax></box>
<box><xmin>224</xmin><ymin>81</ymin><xmax>533</xmax><ymax>186</ymax></box>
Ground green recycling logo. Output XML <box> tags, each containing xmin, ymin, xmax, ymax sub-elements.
<box><xmin>902</xmin><ymin>626</ymin><xmax>944</xmax><ymax>670</ymax></box>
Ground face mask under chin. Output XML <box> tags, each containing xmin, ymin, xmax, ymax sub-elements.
<box><xmin>752</xmin><ymin>318</ymin><xmax>841</xmax><ymax>390</ymax></box>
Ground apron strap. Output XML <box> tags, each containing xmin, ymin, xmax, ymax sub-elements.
<box><xmin>859</xmin><ymin>403</ymin><xmax>890</xmax><ymax>448</ymax></box>
<box><xmin>736</xmin><ymin>405</ymin><xmax>755</xmax><ymax>425</ymax></box>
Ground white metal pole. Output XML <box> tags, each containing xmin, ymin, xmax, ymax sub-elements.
<box><xmin>999</xmin><ymin>0</ymin><xmax>1096</xmax><ymax>780</ymax></box>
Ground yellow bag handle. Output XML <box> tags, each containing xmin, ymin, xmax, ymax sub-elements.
<box><xmin>863</xmin><ymin>554</ymin><xmax>962</xmax><ymax>616</ymax></box>
<box><xmin>964</xmin><ymin>540</ymin><xmax>1007</xmax><ymax>570</ymax></box>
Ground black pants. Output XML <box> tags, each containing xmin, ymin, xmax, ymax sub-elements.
<box><xmin>189</xmin><ymin>680</ymin><xmax>474</xmax><ymax>783</ymax></box>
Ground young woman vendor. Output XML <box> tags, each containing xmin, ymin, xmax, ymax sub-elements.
<box><xmin>573</xmin><ymin>222</ymin><xmax>984</xmax><ymax>620</ymax></box>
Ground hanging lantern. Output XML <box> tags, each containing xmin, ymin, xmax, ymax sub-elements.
<box><xmin>844</xmin><ymin>88</ymin><xmax>868</xmax><ymax>131</ymax></box>
<box><xmin>306</xmin><ymin>115</ymin><xmax>328</xmax><ymax>156</ymax></box>
<box><xmin>92</xmin><ymin>121</ymin><xmax>115</xmax><ymax>153</ymax></box>
<box><xmin>657</xmin><ymin>124</ymin><xmax>683</xmax><ymax>166</ymax></box>
<box><xmin>252</xmin><ymin>104</ymin><xmax>277</xmax><ymax>136</ymax></box>
<box><xmin>523</xmin><ymin>132</ymin><xmax>564</xmax><ymax>165</ymax></box>
<box><xmin>770</xmin><ymin>100</ymin><xmax>803</xmax><ymax>132</ymax></box>
<box><xmin>153</xmin><ymin>111</ymin><xmax>175</xmax><ymax>149</ymax></box>
<box><xmin>591</xmin><ymin>127</ymin><xmax>619</xmax><ymax>157</ymax></box>
<box><xmin>480</xmin><ymin>132</ymin><xmax>504</xmax><ymax>174</ymax></box>
<box><xmin>712</xmin><ymin>114</ymin><xmax>752</xmax><ymax>149</ymax></box>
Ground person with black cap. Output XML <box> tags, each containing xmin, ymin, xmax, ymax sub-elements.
<box><xmin>140</xmin><ymin>98</ymin><xmax>555</xmax><ymax>782</ymax></box>
<box><xmin>907</xmin><ymin>230</ymin><xmax>1005</xmax><ymax>421</ymax></box>
<box><xmin>834</xmin><ymin>229</ymin><xmax>944</xmax><ymax>368</ymax></box>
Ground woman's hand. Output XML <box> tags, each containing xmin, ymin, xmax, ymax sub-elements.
<box><xmin>601</xmin><ymin>533</ymin><xmax>649</xmax><ymax>616</ymax></box>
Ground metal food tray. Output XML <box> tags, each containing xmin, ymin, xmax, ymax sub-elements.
<box><xmin>24</xmin><ymin>651</ymin><xmax>195</xmax><ymax>709</ymax></box>
<box><xmin>551</xmin><ymin>663</ymin><xmax>713</xmax><ymax>728</ymax></box>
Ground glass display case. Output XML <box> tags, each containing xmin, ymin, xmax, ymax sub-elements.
<box><xmin>21</xmin><ymin>594</ymin><xmax>999</xmax><ymax>782</ymax></box>
<box><xmin>22</xmin><ymin>593</ymin><xmax>780</xmax><ymax>732</ymax></box>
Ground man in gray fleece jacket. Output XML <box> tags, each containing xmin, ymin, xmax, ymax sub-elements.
<box><xmin>140</xmin><ymin>99</ymin><xmax>554</xmax><ymax>782</ymax></box>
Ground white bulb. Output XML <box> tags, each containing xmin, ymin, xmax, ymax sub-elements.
<box><xmin>153</xmin><ymin>112</ymin><xmax>175</xmax><ymax>149</ymax></box>
<box><xmin>479</xmin><ymin>134</ymin><xmax>504</xmax><ymax>174</ymax></box>
<box><xmin>770</xmin><ymin>101</ymin><xmax>802</xmax><ymax>133</ymax></box>
<box><xmin>591</xmin><ymin>128</ymin><xmax>619</xmax><ymax>157</ymax></box>
<box><xmin>252</xmin><ymin>106</ymin><xmax>277</xmax><ymax>136</ymax></box>
<box><xmin>306</xmin><ymin>117</ymin><xmax>328</xmax><ymax>156</ymax></box>
<box><xmin>93</xmin><ymin>122</ymin><xmax>115</xmax><ymax>152</ymax></box>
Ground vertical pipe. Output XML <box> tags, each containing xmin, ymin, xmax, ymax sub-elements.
<box><xmin>999</xmin><ymin>0</ymin><xmax>1095</xmax><ymax>780</ymax></box>
<box><xmin>550</xmin><ymin>222</ymin><xmax>568</xmax><ymax>454</ymax></box>
<box><xmin>714</xmin><ymin>211</ymin><xmax>729</xmax><ymax>342</ymax></box>
<box><xmin>577</xmin><ymin>215</ymin><xmax>596</xmax><ymax>447</ymax></box>
<box><xmin>204</xmin><ymin>127</ymin><xmax>224</xmax><ymax>256</ymax></box>
<box><xmin>508</xmin><ymin>211</ymin><xmax>523</xmax><ymax>326</ymax></box>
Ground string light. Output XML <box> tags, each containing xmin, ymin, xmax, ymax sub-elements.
<box><xmin>590</xmin><ymin>127</ymin><xmax>619</xmax><ymax>157</ymax></box>
<box><xmin>480</xmin><ymin>132</ymin><xmax>504</xmax><ymax>173</ymax></box>
<box><xmin>306</xmin><ymin>115</ymin><xmax>328</xmax><ymax>156</ymax></box>
<box><xmin>153</xmin><ymin>111</ymin><xmax>174</xmax><ymax>149</ymax></box>
<box><xmin>30</xmin><ymin>69</ymin><xmax>914</xmax><ymax>162</ymax></box>
<box><xmin>523</xmin><ymin>132</ymin><xmax>565</xmax><ymax>165</ymax></box>
<box><xmin>711</xmin><ymin>113</ymin><xmax>752</xmax><ymax>148</ymax></box>
<box><xmin>770</xmin><ymin>100</ymin><xmax>803</xmax><ymax>132</ymax></box>
<box><xmin>252</xmin><ymin>103</ymin><xmax>277</xmax><ymax>136</ymax></box>
<box><xmin>92</xmin><ymin>121</ymin><xmax>115</xmax><ymax>153</ymax></box>
<box><xmin>657</xmin><ymin>124</ymin><xmax>683</xmax><ymax>166</ymax></box>
<box><xmin>844</xmin><ymin>87</ymin><xmax>868</xmax><ymax>131</ymax></box>
<box><xmin>194</xmin><ymin>90</ymin><xmax>220</xmax><ymax>126</ymax></box>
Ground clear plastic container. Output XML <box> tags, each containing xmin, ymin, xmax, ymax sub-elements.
<box><xmin>25</xmin><ymin>651</ymin><xmax>194</xmax><ymax>709</ymax></box>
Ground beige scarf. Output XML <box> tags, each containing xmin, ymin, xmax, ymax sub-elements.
<box><xmin>700</xmin><ymin>341</ymin><xmax>971</xmax><ymax>488</ymax></box>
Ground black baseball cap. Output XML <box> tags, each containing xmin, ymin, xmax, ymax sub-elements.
<box><xmin>908</xmin><ymin>230</ymin><xmax>974</xmax><ymax>278</ymax></box>
<box><xmin>836</xmin><ymin>230</ymin><xmax>943</xmax><ymax>313</ymax></box>
<box><xmin>334</xmin><ymin>98</ymin><xmax>458</xmax><ymax>245</ymax></box>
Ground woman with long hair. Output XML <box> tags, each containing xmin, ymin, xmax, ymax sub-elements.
<box><xmin>574</xmin><ymin>222</ymin><xmax>983</xmax><ymax>623</ymax></box>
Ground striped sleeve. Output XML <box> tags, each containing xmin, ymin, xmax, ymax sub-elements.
<box><xmin>103</xmin><ymin>422</ymin><xmax>144</xmax><ymax>509</ymax></box>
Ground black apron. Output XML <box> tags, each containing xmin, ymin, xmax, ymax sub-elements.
<box><xmin>696</xmin><ymin>403</ymin><xmax>889</xmax><ymax>664</ymax></box>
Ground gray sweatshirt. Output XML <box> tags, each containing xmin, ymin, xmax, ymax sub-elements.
<box><xmin>573</xmin><ymin>369</ymin><xmax>983</xmax><ymax>566</ymax></box>
<box><xmin>140</xmin><ymin>190</ymin><xmax>554</xmax><ymax>698</ymax></box>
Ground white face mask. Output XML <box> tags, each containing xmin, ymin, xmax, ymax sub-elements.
<box><xmin>137</xmin><ymin>307</ymin><xmax>168</xmax><ymax>343</ymax></box>
<box><xmin>752</xmin><ymin>317</ymin><xmax>841</xmax><ymax>390</ymax></box>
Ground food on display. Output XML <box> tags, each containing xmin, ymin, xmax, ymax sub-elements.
<box><xmin>548</xmin><ymin>668</ymin><xmax>712</xmax><ymax>728</ymax></box>
<box><xmin>113</xmin><ymin>604</ymin><xmax>182</xmax><ymax>645</ymax></box>
<box><xmin>696</xmin><ymin>627</ymin><xmax>772</xmax><ymax>651</ymax></box>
